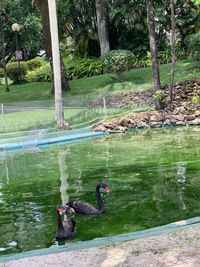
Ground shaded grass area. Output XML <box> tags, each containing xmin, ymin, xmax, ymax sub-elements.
<box><xmin>0</xmin><ymin>59</ymin><xmax>199</xmax><ymax>133</ymax></box>
<box><xmin>0</xmin><ymin>109</ymin><xmax>85</xmax><ymax>133</ymax></box>
<box><xmin>0</xmin><ymin>60</ymin><xmax>199</xmax><ymax>104</ymax></box>
<box><xmin>0</xmin><ymin>82</ymin><xmax>52</xmax><ymax>103</ymax></box>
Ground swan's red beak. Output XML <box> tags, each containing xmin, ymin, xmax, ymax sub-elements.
<box><xmin>105</xmin><ymin>186</ymin><xmax>109</xmax><ymax>193</ymax></box>
<box><xmin>57</xmin><ymin>207</ymin><xmax>63</xmax><ymax>216</ymax></box>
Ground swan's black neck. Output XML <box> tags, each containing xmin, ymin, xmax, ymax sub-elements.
<box><xmin>96</xmin><ymin>184</ymin><xmax>105</xmax><ymax>212</ymax></box>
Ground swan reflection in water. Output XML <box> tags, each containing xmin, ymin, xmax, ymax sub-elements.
<box><xmin>56</xmin><ymin>149</ymin><xmax>77</xmax><ymax>243</ymax></box>
<box><xmin>56</xmin><ymin>149</ymin><xmax>110</xmax><ymax>243</ymax></box>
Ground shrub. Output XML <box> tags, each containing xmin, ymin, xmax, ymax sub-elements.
<box><xmin>134</xmin><ymin>52</ymin><xmax>151</xmax><ymax>68</ymax></box>
<box><xmin>25</xmin><ymin>57</ymin><xmax>102</xmax><ymax>82</ymax></box>
<box><xmin>64</xmin><ymin>57</ymin><xmax>103</xmax><ymax>80</ymax></box>
<box><xmin>191</xmin><ymin>95</ymin><xmax>200</xmax><ymax>105</ymax></box>
<box><xmin>25</xmin><ymin>63</ymin><xmax>52</xmax><ymax>82</ymax></box>
<box><xmin>26</xmin><ymin>57</ymin><xmax>45</xmax><ymax>71</ymax></box>
<box><xmin>7</xmin><ymin>61</ymin><xmax>28</xmax><ymax>83</ymax></box>
<box><xmin>133</xmin><ymin>47</ymin><xmax>187</xmax><ymax>69</ymax></box>
<box><xmin>153</xmin><ymin>89</ymin><xmax>165</xmax><ymax>101</ymax></box>
<box><xmin>153</xmin><ymin>89</ymin><xmax>166</xmax><ymax>110</ymax></box>
<box><xmin>185</xmin><ymin>33</ymin><xmax>200</xmax><ymax>60</ymax></box>
<box><xmin>100</xmin><ymin>50</ymin><xmax>135</xmax><ymax>80</ymax></box>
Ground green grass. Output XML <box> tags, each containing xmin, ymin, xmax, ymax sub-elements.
<box><xmin>0</xmin><ymin>82</ymin><xmax>52</xmax><ymax>103</ymax></box>
<box><xmin>0</xmin><ymin>108</ymin><xmax>85</xmax><ymax>133</ymax></box>
<box><xmin>0</xmin><ymin>59</ymin><xmax>199</xmax><ymax>104</ymax></box>
<box><xmin>68</xmin><ymin>59</ymin><xmax>200</xmax><ymax>94</ymax></box>
<box><xmin>0</xmin><ymin>59</ymin><xmax>199</xmax><ymax>133</ymax></box>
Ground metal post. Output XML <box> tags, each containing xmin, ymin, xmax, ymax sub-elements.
<box><xmin>1</xmin><ymin>104</ymin><xmax>5</xmax><ymax>129</ymax></box>
<box><xmin>103</xmin><ymin>97</ymin><xmax>107</xmax><ymax>118</ymax></box>
<box><xmin>15</xmin><ymin>32</ymin><xmax>21</xmax><ymax>83</ymax></box>
<box><xmin>12</xmin><ymin>23</ymin><xmax>21</xmax><ymax>83</ymax></box>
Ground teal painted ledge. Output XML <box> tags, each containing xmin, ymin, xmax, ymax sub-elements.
<box><xmin>1</xmin><ymin>216</ymin><xmax>200</xmax><ymax>262</ymax></box>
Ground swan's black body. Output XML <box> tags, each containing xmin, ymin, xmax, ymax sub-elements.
<box><xmin>66</xmin><ymin>182</ymin><xmax>109</xmax><ymax>215</ymax></box>
<box><xmin>56</xmin><ymin>205</ymin><xmax>76</xmax><ymax>240</ymax></box>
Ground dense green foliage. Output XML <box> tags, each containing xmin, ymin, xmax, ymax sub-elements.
<box><xmin>101</xmin><ymin>50</ymin><xmax>135</xmax><ymax>80</ymax></box>
<box><xmin>64</xmin><ymin>58</ymin><xmax>103</xmax><ymax>80</ymax></box>
<box><xmin>185</xmin><ymin>33</ymin><xmax>200</xmax><ymax>60</ymax></box>
<box><xmin>25</xmin><ymin>63</ymin><xmax>52</xmax><ymax>82</ymax></box>
<box><xmin>57</xmin><ymin>0</ymin><xmax>99</xmax><ymax>57</ymax></box>
<box><xmin>55</xmin><ymin>0</ymin><xmax>200</xmax><ymax>58</ymax></box>
<box><xmin>0</xmin><ymin>0</ymin><xmax>42</xmax><ymax>60</ymax></box>
<box><xmin>26</xmin><ymin>57</ymin><xmax>46</xmax><ymax>70</ymax></box>
<box><xmin>109</xmin><ymin>0</ymin><xmax>148</xmax><ymax>54</ymax></box>
<box><xmin>1</xmin><ymin>0</ymin><xmax>200</xmax><ymax>61</ymax></box>
<box><xmin>1</xmin><ymin>0</ymin><xmax>200</xmax><ymax>88</ymax></box>
<box><xmin>25</xmin><ymin>57</ymin><xmax>103</xmax><ymax>82</ymax></box>
<box><xmin>7</xmin><ymin>61</ymin><xmax>28</xmax><ymax>82</ymax></box>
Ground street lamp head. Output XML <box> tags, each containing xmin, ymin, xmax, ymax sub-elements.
<box><xmin>12</xmin><ymin>23</ymin><xmax>21</xmax><ymax>32</ymax></box>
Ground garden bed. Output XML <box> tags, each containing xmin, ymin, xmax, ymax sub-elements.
<box><xmin>93</xmin><ymin>78</ymin><xmax>200</xmax><ymax>132</ymax></box>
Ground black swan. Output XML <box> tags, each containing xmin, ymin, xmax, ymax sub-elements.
<box><xmin>66</xmin><ymin>182</ymin><xmax>109</xmax><ymax>215</ymax></box>
<box><xmin>56</xmin><ymin>205</ymin><xmax>76</xmax><ymax>240</ymax></box>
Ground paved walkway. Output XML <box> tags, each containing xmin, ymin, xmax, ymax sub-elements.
<box><xmin>1</xmin><ymin>224</ymin><xmax>200</xmax><ymax>267</ymax></box>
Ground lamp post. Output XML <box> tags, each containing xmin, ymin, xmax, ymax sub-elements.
<box><xmin>11</xmin><ymin>23</ymin><xmax>22</xmax><ymax>82</ymax></box>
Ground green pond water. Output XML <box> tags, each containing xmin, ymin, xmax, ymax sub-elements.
<box><xmin>0</xmin><ymin>126</ymin><xmax>200</xmax><ymax>256</ymax></box>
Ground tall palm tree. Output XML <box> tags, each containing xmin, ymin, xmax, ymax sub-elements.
<box><xmin>32</xmin><ymin>0</ymin><xmax>70</xmax><ymax>94</ymax></box>
<box><xmin>33</xmin><ymin>0</ymin><xmax>69</xmax><ymax>130</ymax></box>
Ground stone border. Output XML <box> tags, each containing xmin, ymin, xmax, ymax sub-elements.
<box><xmin>93</xmin><ymin>108</ymin><xmax>200</xmax><ymax>132</ymax></box>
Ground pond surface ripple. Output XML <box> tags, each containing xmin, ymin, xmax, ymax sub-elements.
<box><xmin>0</xmin><ymin>126</ymin><xmax>200</xmax><ymax>255</ymax></box>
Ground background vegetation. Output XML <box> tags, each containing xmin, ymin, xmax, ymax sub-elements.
<box><xmin>1</xmin><ymin>0</ymin><xmax>200</xmax><ymax>132</ymax></box>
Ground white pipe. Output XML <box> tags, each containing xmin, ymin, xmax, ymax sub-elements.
<box><xmin>1</xmin><ymin>104</ymin><xmax>5</xmax><ymax>129</ymax></box>
<box><xmin>103</xmin><ymin>97</ymin><xmax>107</xmax><ymax>117</ymax></box>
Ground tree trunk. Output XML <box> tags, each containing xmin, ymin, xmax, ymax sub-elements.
<box><xmin>169</xmin><ymin>0</ymin><xmax>176</xmax><ymax>109</ymax></box>
<box><xmin>95</xmin><ymin>0</ymin><xmax>110</xmax><ymax>55</ymax></box>
<box><xmin>146</xmin><ymin>0</ymin><xmax>161</xmax><ymax>109</ymax></box>
<box><xmin>48</xmin><ymin>0</ymin><xmax>69</xmax><ymax>130</ymax></box>
<box><xmin>51</xmin><ymin>58</ymin><xmax>70</xmax><ymax>95</ymax></box>
<box><xmin>0</xmin><ymin>20</ymin><xmax>9</xmax><ymax>92</ymax></box>
<box><xmin>35</xmin><ymin>0</ymin><xmax>70</xmax><ymax>94</ymax></box>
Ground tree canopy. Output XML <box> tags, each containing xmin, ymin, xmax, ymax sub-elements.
<box><xmin>0</xmin><ymin>0</ymin><xmax>41</xmax><ymax>61</ymax></box>
<box><xmin>1</xmin><ymin>0</ymin><xmax>200</xmax><ymax>59</ymax></box>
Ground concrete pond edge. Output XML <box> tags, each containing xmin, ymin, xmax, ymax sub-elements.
<box><xmin>1</xmin><ymin>216</ymin><xmax>200</xmax><ymax>262</ymax></box>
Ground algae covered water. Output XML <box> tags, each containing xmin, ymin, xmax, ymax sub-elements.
<box><xmin>0</xmin><ymin>126</ymin><xmax>200</xmax><ymax>255</ymax></box>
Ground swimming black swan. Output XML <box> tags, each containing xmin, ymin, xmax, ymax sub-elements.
<box><xmin>66</xmin><ymin>182</ymin><xmax>109</xmax><ymax>215</ymax></box>
<box><xmin>56</xmin><ymin>205</ymin><xmax>76</xmax><ymax>240</ymax></box>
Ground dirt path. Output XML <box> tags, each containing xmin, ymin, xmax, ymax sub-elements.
<box><xmin>1</xmin><ymin>224</ymin><xmax>200</xmax><ymax>267</ymax></box>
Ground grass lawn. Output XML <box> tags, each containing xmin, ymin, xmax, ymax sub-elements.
<box><xmin>0</xmin><ymin>59</ymin><xmax>199</xmax><ymax>104</ymax></box>
<box><xmin>0</xmin><ymin>108</ymin><xmax>85</xmax><ymax>133</ymax></box>
<box><xmin>0</xmin><ymin>59</ymin><xmax>199</xmax><ymax>133</ymax></box>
